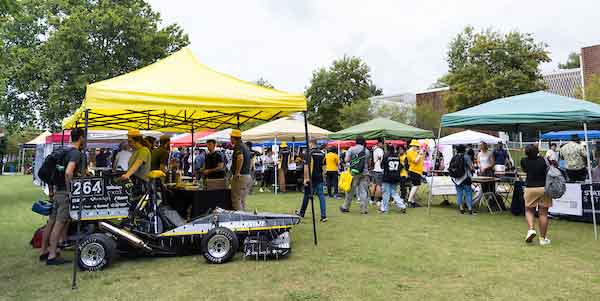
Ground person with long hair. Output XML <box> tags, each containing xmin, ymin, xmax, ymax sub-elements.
<box><xmin>521</xmin><ymin>144</ymin><xmax>552</xmax><ymax>245</ymax></box>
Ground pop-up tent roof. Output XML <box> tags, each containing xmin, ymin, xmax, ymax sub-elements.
<box><xmin>196</xmin><ymin>128</ymin><xmax>233</xmax><ymax>144</ymax></box>
<box><xmin>46</xmin><ymin>130</ymin><xmax>163</xmax><ymax>144</ymax></box>
<box><xmin>25</xmin><ymin>131</ymin><xmax>52</xmax><ymax>145</ymax></box>
<box><xmin>61</xmin><ymin>47</ymin><xmax>306</xmax><ymax>132</ymax></box>
<box><xmin>242</xmin><ymin>117</ymin><xmax>331</xmax><ymax>142</ymax></box>
<box><xmin>439</xmin><ymin>130</ymin><xmax>504</xmax><ymax>145</ymax></box>
<box><xmin>541</xmin><ymin>130</ymin><xmax>600</xmax><ymax>140</ymax></box>
<box><xmin>328</xmin><ymin>118</ymin><xmax>433</xmax><ymax>140</ymax></box>
<box><xmin>441</xmin><ymin>91</ymin><xmax>600</xmax><ymax>131</ymax></box>
<box><xmin>170</xmin><ymin>130</ymin><xmax>215</xmax><ymax>148</ymax></box>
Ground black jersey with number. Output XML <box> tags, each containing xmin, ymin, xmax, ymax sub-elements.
<box><xmin>383</xmin><ymin>153</ymin><xmax>402</xmax><ymax>183</ymax></box>
<box><xmin>308</xmin><ymin>149</ymin><xmax>326</xmax><ymax>183</ymax></box>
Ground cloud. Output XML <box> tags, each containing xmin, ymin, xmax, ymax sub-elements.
<box><xmin>148</xmin><ymin>0</ymin><xmax>600</xmax><ymax>95</ymax></box>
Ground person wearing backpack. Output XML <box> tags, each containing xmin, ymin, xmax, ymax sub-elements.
<box><xmin>520</xmin><ymin>144</ymin><xmax>553</xmax><ymax>246</ymax></box>
<box><xmin>39</xmin><ymin>128</ymin><xmax>85</xmax><ymax>265</ymax></box>
<box><xmin>380</xmin><ymin>146</ymin><xmax>407</xmax><ymax>213</ymax></box>
<box><xmin>340</xmin><ymin>136</ymin><xmax>371</xmax><ymax>214</ymax></box>
<box><xmin>450</xmin><ymin>144</ymin><xmax>475</xmax><ymax>215</ymax></box>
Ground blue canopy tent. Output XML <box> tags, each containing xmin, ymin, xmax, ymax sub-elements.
<box><xmin>541</xmin><ymin>130</ymin><xmax>600</xmax><ymax>140</ymax></box>
<box><xmin>436</xmin><ymin>91</ymin><xmax>600</xmax><ymax>239</ymax></box>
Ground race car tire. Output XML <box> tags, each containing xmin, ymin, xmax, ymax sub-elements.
<box><xmin>201</xmin><ymin>227</ymin><xmax>239</xmax><ymax>264</ymax></box>
<box><xmin>77</xmin><ymin>233</ymin><xmax>117</xmax><ymax>271</ymax></box>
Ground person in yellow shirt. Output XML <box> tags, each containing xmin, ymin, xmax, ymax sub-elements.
<box><xmin>398</xmin><ymin>145</ymin><xmax>409</xmax><ymax>201</ymax></box>
<box><xmin>325</xmin><ymin>148</ymin><xmax>340</xmax><ymax>198</ymax></box>
<box><xmin>406</xmin><ymin>140</ymin><xmax>425</xmax><ymax>207</ymax></box>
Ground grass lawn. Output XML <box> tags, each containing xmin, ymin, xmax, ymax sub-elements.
<box><xmin>1</xmin><ymin>175</ymin><xmax>600</xmax><ymax>300</ymax></box>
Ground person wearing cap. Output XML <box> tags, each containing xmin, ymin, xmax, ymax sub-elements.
<box><xmin>151</xmin><ymin>135</ymin><xmax>170</xmax><ymax>174</ymax></box>
<box><xmin>230</xmin><ymin>129</ymin><xmax>252</xmax><ymax>210</ymax></box>
<box><xmin>560</xmin><ymin>134</ymin><xmax>588</xmax><ymax>182</ymax></box>
<box><xmin>119</xmin><ymin>129</ymin><xmax>151</xmax><ymax>185</ymax></box>
<box><xmin>278</xmin><ymin>142</ymin><xmax>290</xmax><ymax>192</ymax></box>
<box><xmin>406</xmin><ymin>140</ymin><xmax>425</xmax><ymax>207</ymax></box>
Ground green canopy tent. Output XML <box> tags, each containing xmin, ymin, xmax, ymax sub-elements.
<box><xmin>434</xmin><ymin>91</ymin><xmax>600</xmax><ymax>239</ymax></box>
<box><xmin>328</xmin><ymin>117</ymin><xmax>434</xmax><ymax>140</ymax></box>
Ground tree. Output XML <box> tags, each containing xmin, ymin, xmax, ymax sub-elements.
<box><xmin>255</xmin><ymin>77</ymin><xmax>275</xmax><ymax>89</ymax></box>
<box><xmin>558</xmin><ymin>52</ymin><xmax>581</xmax><ymax>69</ymax></box>
<box><xmin>575</xmin><ymin>74</ymin><xmax>600</xmax><ymax>103</ymax></box>
<box><xmin>413</xmin><ymin>103</ymin><xmax>443</xmax><ymax>134</ymax></box>
<box><xmin>373</xmin><ymin>103</ymin><xmax>414</xmax><ymax>125</ymax></box>
<box><xmin>305</xmin><ymin>56</ymin><xmax>382</xmax><ymax>131</ymax></box>
<box><xmin>441</xmin><ymin>26</ymin><xmax>550</xmax><ymax>112</ymax></box>
<box><xmin>339</xmin><ymin>99</ymin><xmax>373</xmax><ymax>129</ymax></box>
<box><xmin>0</xmin><ymin>0</ymin><xmax>189</xmax><ymax>131</ymax></box>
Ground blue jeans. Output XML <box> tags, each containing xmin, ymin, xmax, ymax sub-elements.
<box><xmin>455</xmin><ymin>182</ymin><xmax>473</xmax><ymax>210</ymax></box>
<box><xmin>381</xmin><ymin>182</ymin><xmax>406</xmax><ymax>212</ymax></box>
<box><xmin>299</xmin><ymin>182</ymin><xmax>327</xmax><ymax>219</ymax></box>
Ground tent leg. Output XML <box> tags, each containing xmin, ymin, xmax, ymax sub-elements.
<box><xmin>304</xmin><ymin>112</ymin><xmax>318</xmax><ymax>246</ymax></box>
<box><xmin>191</xmin><ymin>122</ymin><xmax>195</xmax><ymax>181</ymax></box>
<box><xmin>584</xmin><ymin>123</ymin><xmax>598</xmax><ymax>240</ymax></box>
<box><xmin>274</xmin><ymin>137</ymin><xmax>278</xmax><ymax>195</ymax></box>
<box><xmin>428</xmin><ymin>125</ymin><xmax>442</xmax><ymax>216</ymax></box>
<box><xmin>72</xmin><ymin>109</ymin><xmax>89</xmax><ymax>290</ymax></box>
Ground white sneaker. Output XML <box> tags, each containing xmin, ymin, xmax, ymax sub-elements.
<box><xmin>525</xmin><ymin>229</ymin><xmax>537</xmax><ymax>243</ymax></box>
<box><xmin>259</xmin><ymin>188</ymin><xmax>264</xmax><ymax>193</ymax></box>
<box><xmin>539</xmin><ymin>237</ymin><xmax>551</xmax><ymax>246</ymax></box>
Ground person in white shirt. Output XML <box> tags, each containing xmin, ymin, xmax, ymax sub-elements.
<box><xmin>113</xmin><ymin>141</ymin><xmax>132</xmax><ymax>171</ymax></box>
<box><xmin>477</xmin><ymin>142</ymin><xmax>495</xmax><ymax>176</ymax></box>
<box><xmin>545</xmin><ymin>143</ymin><xmax>559</xmax><ymax>167</ymax></box>
<box><xmin>370</xmin><ymin>138</ymin><xmax>385</xmax><ymax>205</ymax></box>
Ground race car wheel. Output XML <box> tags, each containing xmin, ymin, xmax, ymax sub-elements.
<box><xmin>77</xmin><ymin>233</ymin><xmax>117</xmax><ymax>271</ymax></box>
<box><xmin>201</xmin><ymin>227</ymin><xmax>239</xmax><ymax>264</ymax></box>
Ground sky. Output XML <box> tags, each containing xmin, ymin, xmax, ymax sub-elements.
<box><xmin>147</xmin><ymin>0</ymin><xmax>600</xmax><ymax>95</ymax></box>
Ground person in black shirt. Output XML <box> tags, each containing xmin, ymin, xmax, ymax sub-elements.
<box><xmin>520</xmin><ymin>144</ymin><xmax>552</xmax><ymax>245</ymax></box>
<box><xmin>380</xmin><ymin>147</ymin><xmax>407</xmax><ymax>213</ymax></box>
<box><xmin>151</xmin><ymin>135</ymin><xmax>170</xmax><ymax>173</ymax></box>
<box><xmin>41</xmin><ymin>128</ymin><xmax>84</xmax><ymax>265</ymax></box>
<box><xmin>296</xmin><ymin>139</ymin><xmax>327</xmax><ymax>222</ymax></box>
<box><xmin>202</xmin><ymin>139</ymin><xmax>226</xmax><ymax>190</ymax></box>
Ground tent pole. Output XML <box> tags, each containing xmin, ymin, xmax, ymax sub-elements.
<box><xmin>584</xmin><ymin>123</ymin><xmax>598</xmax><ymax>240</ymax></box>
<box><xmin>304</xmin><ymin>111</ymin><xmax>318</xmax><ymax>246</ymax></box>
<box><xmin>191</xmin><ymin>121</ymin><xmax>195</xmax><ymax>181</ymax></box>
<box><xmin>73</xmin><ymin>109</ymin><xmax>89</xmax><ymax>290</ymax></box>
<box><xmin>61</xmin><ymin>129</ymin><xmax>65</xmax><ymax>148</ymax></box>
<box><xmin>428</xmin><ymin>124</ymin><xmax>442</xmax><ymax>216</ymax></box>
<box><xmin>274</xmin><ymin>136</ymin><xmax>278</xmax><ymax>195</ymax></box>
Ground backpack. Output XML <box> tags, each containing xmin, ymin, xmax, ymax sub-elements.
<box><xmin>349</xmin><ymin>148</ymin><xmax>367</xmax><ymax>175</ymax></box>
<box><xmin>30</xmin><ymin>226</ymin><xmax>45</xmax><ymax>249</ymax></box>
<box><xmin>448</xmin><ymin>154</ymin><xmax>466</xmax><ymax>179</ymax></box>
<box><xmin>545</xmin><ymin>164</ymin><xmax>566</xmax><ymax>199</ymax></box>
<box><xmin>37</xmin><ymin>147</ymin><xmax>72</xmax><ymax>187</ymax></box>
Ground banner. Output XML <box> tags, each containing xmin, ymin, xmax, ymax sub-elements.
<box><xmin>549</xmin><ymin>183</ymin><xmax>582</xmax><ymax>216</ymax></box>
<box><xmin>581</xmin><ymin>184</ymin><xmax>600</xmax><ymax>220</ymax></box>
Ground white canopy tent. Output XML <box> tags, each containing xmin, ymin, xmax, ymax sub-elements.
<box><xmin>242</xmin><ymin>117</ymin><xmax>331</xmax><ymax>141</ymax></box>
<box><xmin>439</xmin><ymin>130</ymin><xmax>504</xmax><ymax>145</ymax></box>
<box><xmin>196</xmin><ymin>128</ymin><xmax>233</xmax><ymax>144</ymax></box>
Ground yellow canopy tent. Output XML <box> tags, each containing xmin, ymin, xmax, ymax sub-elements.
<box><xmin>62</xmin><ymin>47</ymin><xmax>306</xmax><ymax>132</ymax></box>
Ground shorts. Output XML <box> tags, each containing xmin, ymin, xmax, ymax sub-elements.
<box><xmin>409</xmin><ymin>171</ymin><xmax>422</xmax><ymax>186</ymax></box>
<box><xmin>524</xmin><ymin>187</ymin><xmax>552</xmax><ymax>208</ymax></box>
<box><xmin>48</xmin><ymin>191</ymin><xmax>71</xmax><ymax>223</ymax></box>
<box><xmin>372</xmin><ymin>171</ymin><xmax>384</xmax><ymax>186</ymax></box>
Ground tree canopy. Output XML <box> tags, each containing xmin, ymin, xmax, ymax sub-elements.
<box><xmin>255</xmin><ymin>77</ymin><xmax>275</xmax><ymax>89</ymax></box>
<box><xmin>0</xmin><ymin>0</ymin><xmax>189</xmax><ymax>132</ymax></box>
<box><xmin>558</xmin><ymin>52</ymin><xmax>581</xmax><ymax>69</ymax></box>
<box><xmin>441</xmin><ymin>26</ymin><xmax>550</xmax><ymax>112</ymax></box>
<box><xmin>305</xmin><ymin>56</ymin><xmax>382</xmax><ymax>131</ymax></box>
<box><xmin>575</xmin><ymin>74</ymin><xmax>600</xmax><ymax>103</ymax></box>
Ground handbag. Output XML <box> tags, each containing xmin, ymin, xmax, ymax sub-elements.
<box><xmin>338</xmin><ymin>170</ymin><xmax>353</xmax><ymax>193</ymax></box>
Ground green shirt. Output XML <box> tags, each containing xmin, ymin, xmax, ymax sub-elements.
<box><xmin>129</xmin><ymin>147</ymin><xmax>151</xmax><ymax>181</ymax></box>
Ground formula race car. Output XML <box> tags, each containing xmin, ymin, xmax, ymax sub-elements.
<box><xmin>69</xmin><ymin>171</ymin><xmax>300</xmax><ymax>271</ymax></box>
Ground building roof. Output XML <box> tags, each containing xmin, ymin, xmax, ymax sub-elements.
<box><xmin>542</xmin><ymin>68</ymin><xmax>582</xmax><ymax>98</ymax></box>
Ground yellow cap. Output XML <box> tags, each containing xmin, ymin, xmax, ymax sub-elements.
<box><xmin>128</xmin><ymin>129</ymin><xmax>142</xmax><ymax>137</ymax></box>
<box><xmin>230</xmin><ymin>129</ymin><xmax>242</xmax><ymax>138</ymax></box>
<box><xmin>280</xmin><ymin>141</ymin><xmax>288</xmax><ymax>148</ymax></box>
<box><xmin>409</xmin><ymin>140</ymin><xmax>421</xmax><ymax>147</ymax></box>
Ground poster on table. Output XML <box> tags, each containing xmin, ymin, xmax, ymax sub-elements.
<box><xmin>549</xmin><ymin>183</ymin><xmax>582</xmax><ymax>216</ymax></box>
<box><xmin>428</xmin><ymin>176</ymin><xmax>456</xmax><ymax>196</ymax></box>
<box><xmin>581</xmin><ymin>184</ymin><xmax>600</xmax><ymax>220</ymax></box>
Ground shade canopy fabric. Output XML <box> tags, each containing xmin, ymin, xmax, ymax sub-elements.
<box><xmin>328</xmin><ymin>118</ymin><xmax>434</xmax><ymax>140</ymax></box>
<box><xmin>241</xmin><ymin>117</ymin><xmax>331</xmax><ymax>142</ymax></box>
<box><xmin>541</xmin><ymin>130</ymin><xmax>600</xmax><ymax>140</ymax></box>
<box><xmin>441</xmin><ymin>91</ymin><xmax>600</xmax><ymax>131</ymax></box>
<box><xmin>170</xmin><ymin>130</ymin><xmax>215</xmax><ymax>148</ymax></box>
<box><xmin>46</xmin><ymin>130</ymin><xmax>163</xmax><ymax>144</ymax></box>
<box><xmin>61</xmin><ymin>47</ymin><xmax>307</xmax><ymax>132</ymax></box>
<box><xmin>196</xmin><ymin>128</ymin><xmax>234</xmax><ymax>143</ymax></box>
<box><xmin>25</xmin><ymin>131</ymin><xmax>52</xmax><ymax>145</ymax></box>
<box><xmin>439</xmin><ymin>130</ymin><xmax>504</xmax><ymax>146</ymax></box>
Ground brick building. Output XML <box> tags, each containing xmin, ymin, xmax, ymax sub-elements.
<box><xmin>582</xmin><ymin>44</ymin><xmax>600</xmax><ymax>89</ymax></box>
